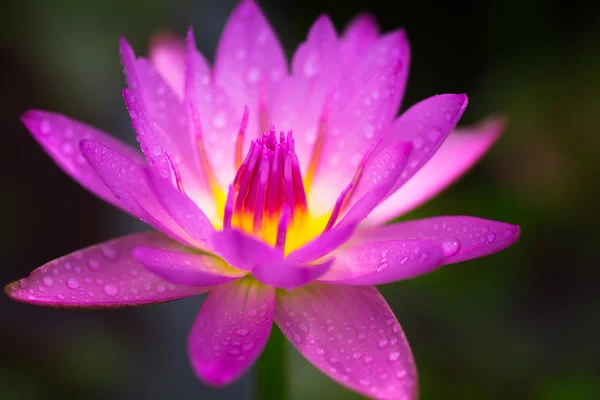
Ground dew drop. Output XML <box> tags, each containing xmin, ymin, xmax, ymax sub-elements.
<box><xmin>103</xmin><ymin>283</ymin><xmax>118</xmax><ymax>296</ymax></box>
<box><xmin>441</xmin><ymin>238</ymin><xmax>461</xmax><ymax>257</ymax></box>
<box><xmin>388</xmin><ymin>352</ymin><xmax>400</xmax><ymax>361</ymax></box>
<box><xmin>236</xmin><ymin>328</ymin><xmax>249</xmax><ymax>337</ymax></box>
<box><xmin>66</xmin><ymin>278</ymin><xmax>80</xmax><ymax>289</ymax></box>
<box><xmin>378</xmin><ymin>339</ymin><xmax>389</xmax><ymax>348</ymax></box>
<box><xmin>42</xmin><ymin>276</ymin><xmax>54</xmax><ymax>287</ymax></box>
<box><xmin>487</xmin><ymin>233</ymin><xmax>496</xmax><ymax>242</ymax></box>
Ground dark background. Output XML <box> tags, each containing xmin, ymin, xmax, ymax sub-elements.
<box><xmin>1</xmin><ymin>0</ymin><xmax>599</xmax><ymax>399</ymax></box>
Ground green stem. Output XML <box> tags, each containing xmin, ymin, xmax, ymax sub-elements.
<box><xmin>256</xmin><ymin>325</ymin><xmax>287</xmax><ymax>400</ymax></box>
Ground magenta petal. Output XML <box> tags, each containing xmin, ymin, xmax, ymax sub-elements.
<box><xmin>340</xmin><ymin>13</ymin><xmax>380</xmax><ymax>67</ymax></box>
<box><xmin>185</xmin><ymin>28</ymin><xmax>240</xmax><ymax>187</ymax></box>
<box><xmin>149</xmin><ymin>32</ymin><xmax>187</xmax><ymax>99</ymax></box>
<box><xmin>80</xmin><ymin>139</ymin><xmax>197</xmax><ymax>246</ymax></box>
<box><xmin>276</xmin><ymin>284</ymin><xmax>417</xmax><ymax>400</ymax></box>
<box><xmin>22</xmin><ymin>111</ymin><xmax>144</xmax><ymax>212</ymax></box>
<box><xmin>121</xmin><ymin>39</ymin><xmax>215</xmax><ymax>216</ymax></box>
<box><xmin>356</xmin><ymin>216</ymin><xmax>521</xmax><ymax>264</ymax></box>
<box><xmin>310</xmin><ymin>52</ymin><xmax>408</xmax><ymax>215</ymax></box>
<box><xmin>289</xmin><ymin>141</ymin><xmax>412</xmax><ymax>264</ymax></box>
<box><xmin>253</xmin><ymin>259</ymin><xmax>333</xmax><ymax>290</ymax></box>
<box><xmin>211</xmin><ymin>229</ymin><xmax>283</xmax><ymax>272</ymax></box>
<box><xmin>133</xmin><ymin>247</ymin><xmax>245</xmax><ymax>286</ymax></box>
<box><xmin>319</xmin><ymin>240</ymin><xmax>444</xmax><ymax>285</ymax></box>
<box><xmin>366</xmin><ymin>118</ymin><xmax>505</xmax><ymax>224</ymax></box>
<box><xmin>214</xmin><ymin>0</ymin><xmax>287</xmax><ymax>140</ymax></box>
<box><xmin>5</xmin><ymin>232</ymin><xmax>208</xmax><ymax>308</ymax></box>
<box><xmin>272</xmin><ymin>15</ymin><xmax>340</xmax><ymax>173</ymax></box>
<box><xmin>379</xmin><ymin>94</ymin><xmax>468</xmax><ymax>198</ymax></box>
<box><xmin>188</xmin><ymin>278</ymin><xmax>275</xmax><ymax>386</ymax></box>
<box><xmin>146</xmin><ymin>170</ymin><xmax>216</xmax><ymax>249</ymax></box>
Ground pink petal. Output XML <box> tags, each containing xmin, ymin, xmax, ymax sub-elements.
<box><xmin>146</xmin><ymin>169</ymin><xmax>216</xmax><ymax>249</ymax></box>
<box><xmin>371</xmin><ymin>94</ymin><xmax>468</xmax><ymax>203</ymax></box>
<box><xmin>149</xmin><ymin>32</ymin><xmax>187</xmax><ymax>99</ymax></box>
<box><xmin>133</xmin><ymin>247</ymin><xmax>245</xmax><ymax>286</ymax></box>
<box><xmin>5</xmin><ymin>232</ymin><xmax>208</xmax><ymax>308</ymax></box>
<box><xmin>275</xmin><ymin>284</ymin><xmax>418</xmax><ymax>400</ymax></box>
<box><xmin>80</xmin><ymin>139</ymin><xmax>199</xmax><ymax>247</ymax></box>
<box><xmin>355</xmin><ymin>216</ymin><xmax>521</xmax><ymax>264</ymax></box>
<box><xmin>253</xmin><ymin>259</ymin><xmax>333</xmax><ymax>290</ymax></box>
<box><xmin>318</xmin><ymin>240</ymin><xmax>444</xmax><ymax>285</ymax></box>
<box><xmin>308</xmin><ymin>31</ymin><xmax>410</xmax><ymax>216</ymax></box>
<box><xmin>366</xmin><ymin>118</ymin><xmax>506</xmax><ymax>224</ymax></box>
<box><xmin>185</xmin><ymin>28</ymin><xmax>242</xmax><ymax>187</ymax></box>
<box><xmin>214</xmin><ymin>0</ymin><xmax>287</xmax><ymax>141</ymax></box>
<box><xmin>340</xmin><ymin>13</ymin><xmax>380</xmax><ymax>67</ymax></box>
<box><xmin>188</xmin><ymin>278</ymin><xmax>275</xmax><ymax>386</ymax></box>
<box><xmin>271</xmin><ymin>15</ymin><xmax>340</xmax><ymax>173</ymax></box>
<box><xmin>211</xmin><ymin>229</ymin><xmax>283</xmax><ymax>272</ymax></box>
<box><xmin>22</xmin><ymin>110</ymin><xmax>144</xmax><ymax>212</ymax></box>
<box><xmin>288</xmin><ymin>142</ymin><xmax>412</xmax><ymax>263</ymax></box>
<box><xmin>121</xmin><ymin>39</ymin><xmax>215</xmax><ymax>217</ymax></box>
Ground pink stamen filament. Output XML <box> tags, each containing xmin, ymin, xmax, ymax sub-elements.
<box><xmin>305</xmin><ymin>97</ymin><xmax>330</xmax><ymax>188</ymax></box>
<box><xmin>323</xmin><ymin>182</ymin><xmax>354</xmax><ymax>232</ymax></box>
<box><xmin>223</xmin><ymin>184</ymin><xmax>235</xmax><ymax>229</ymax></box>
<box><xmin>341</xmin><ymin>137</ymin><xmax>383</xmax><ymax>212</ymax></box>
<box><xmin>275</xmin><ymin>206</ymin><xmax>291</xmax><ymax>250</ymax></box>
<box><xmin>228</xmin><ymin>127</ymin><xmax>308</xmax><ymax>243</ymax></box>
<box><xmin>165</xmin><ymin>152</ymin><xmax>186</xmax><ymax>193</ymax></box>
<box><xmin>234</xmin><ymin>106</ymin><xmax>249</xmax><ymax>169</ymax></box>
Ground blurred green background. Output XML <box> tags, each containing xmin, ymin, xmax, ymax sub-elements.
<box><xmin>1</xmin><ymin>0</ymin><xmax>599</xmax><ymax>399</ymax></box>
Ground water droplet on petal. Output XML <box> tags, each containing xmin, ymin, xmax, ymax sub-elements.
<box><xmin>66</xmin><ymin>278</ymin><xmax>80</xmax><ymax>289</ymax></box>
<box><xmin>103</xmin><ymin>283</ymin><xmax>118</xmax><ymax>296</ymax></box>
<box><xmin>42</xmin><ymin>276</ymin><xmax>54</xmax><ymax>287</ymax></box>
<box><xmin>441</xmin><ymin>238</ymin><xmax>461</xmax><ymax>257</ymax></box>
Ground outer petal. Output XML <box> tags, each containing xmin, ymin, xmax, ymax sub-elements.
<box><xmin>288</xmin><ymin>141</ymin><xmax>411</xmax><ymax>264</ymax></box>
<box><xmin>188</xmin><ymin>278</ymin><xmax>275</xmax><ymax>386</ymax></box>
<box><xmin>5</xmin><ymin>232</ymin><xmax>208</xmax><ymax>308</ymax></box>
<box><xmin>214</xmin><ymin>0</ymin><xmax>287</xmax><ymax>141</ymax></box>
<box><xmin>211</xmin><ymin>229</ymin><xmax>283</xmax><ymax>272</ymax></box>
<box><xmin>22</xmin><ymin>110</ymin><xmax>144</xmax><ymax>212</ymax></box>
<box><xmin>366</xmin><ymin>118</ymin><xmax>505</xmax><ymax>224</ymax></box>
<box><xmin>149</xmin><ymin>32</ymin><xmax>187</xmax><ymax>99</ymax></box>
<box><xmin>147</xmin><ymin>169</ymin><xmax>216</xmax><ymax>249</ymax></box>
<box><xmin>318</xmin><ymin>240</ymin><xmax>444</xmax><ymax>285</ymax></box>
<box><xmin>121</xmin><ymin>39</ymin><xmax>215</xmax><ymax>218</ymax></box>
<box><xmin>132</xmin><ymin>247</ymin><xmax>245</xmax><ymax>286</ymax></box>
<box><xmin>252</xmin><ymin>259</ymin><xmax>333</xmax><ymax>290</ymax></box>
<box><xmin>359</xmin><ymin>94</ymin><xmax>468</xmax><ymax>204</ymax></box>
<box><xmin>80</xmin><ymin>139</ymin><xmax>199</xmax><ymax>247</ymax></box>
<box><xmin>275</xmin><ymin>284</ymin><xmax>417</xmax><ymax>400</ymax></box>
<box><xmin>355</xmin><ymin>216</ymin><xmax>521</xmax><ymax>264</ymax></box>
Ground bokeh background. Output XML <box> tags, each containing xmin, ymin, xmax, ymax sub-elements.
<box><xmin>1</xmin><ymin>0</ymin><xmax>599</xmax><ymax>399</ymax></box>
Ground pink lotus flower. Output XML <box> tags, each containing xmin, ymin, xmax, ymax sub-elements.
<box><xmin>5</xmin><ymin>1</ymin><xmax>520</xmax><ymax>398</ymax></box>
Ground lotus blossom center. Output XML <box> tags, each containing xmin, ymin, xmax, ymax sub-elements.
<box><xmin>224</xmin><ymin>127</ymin><xmax>314</xmax><ymax>251</ymax></box>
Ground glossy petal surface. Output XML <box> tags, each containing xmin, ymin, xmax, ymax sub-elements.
<box><xmin>149</xmin><ymin>32</ymin><xmax>187</xmax><ymax>99</ymax></box>
<box><xmin>366</xmin><ymin>118</ymin><xmax>505</xmax><ymax>224</ymax></box>
<box><xmin>253</xmin><ymin>259</ymin><xmax>333</xmax><ymax>290</ymax></box>
<box><xmin>133</xmin><ymin>247</ymin><xmax>245</xmax><ymax>286</ymax></box>
<box><xmin>319</xmin><ymin>240</ymin><xmax>444</xmax><ymax>285</ymax></box>
<box><xmin>22</xmin><ymin>110</ymin><xmax>144</xmax><ymax>212</ymax></box>
<box><xmin>214</xmin><ymin>0</ymin><xmax>286</xmax><ymax>142</ymax></box>
<box><xmin>80</xmin><ymin>139</ymin><xmax>197</xmax><ymax>246</ymax></box>
<box><xmin>188</xmin><ymin>278</ymin><xmax>275</xmax><ymax>386</ymax></box>
<box><xmin>5</xmin><ymin>232</ymin><xmax>208</xmax><ymax>307</ymax></box>
<box><xmin>276</xmin><ymin>284</ymin><xmax>417</xmax><ymax>400</ymax></box>
<box><xmin>355</xmin><ymin>216</ymin><xmax>520</xmax><ymax>264</ymax></box>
